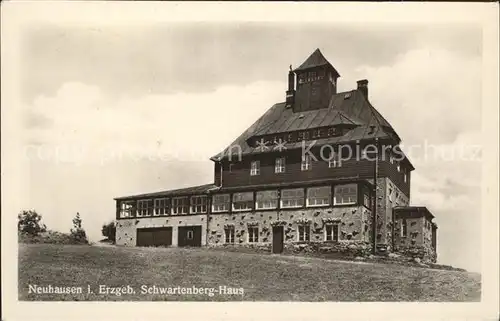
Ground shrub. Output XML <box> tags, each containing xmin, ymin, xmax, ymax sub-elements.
<box><xmin>19</xmin><ymin>230</ymin><xmax>79</xmax><ymax>245</ymax></box>
<box><xmin>70</xmin><ymin>212</ymin><xmax>89</xmax><ymax>244</ymax></box>
<box><xmin>101</xmin><ymin>221</ymin><xmax>116</xmax><ymax>243</ymax></box>
<box><xmin>18</xmin><ymin>210</ymin><xmax>47</xmax><ymax>236</ymax></box>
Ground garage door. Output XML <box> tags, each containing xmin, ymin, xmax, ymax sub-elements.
<box><xmin>136</xmin><ymin>227</ymin><xmax>173</xmax><ymax>247</ymax></box>
<box><xmin>178</xmin><ymin>226</ymin><xmax>202</xmax><ymax>247</ymax></box>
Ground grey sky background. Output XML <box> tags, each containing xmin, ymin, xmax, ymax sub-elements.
<box><xmin>21</xmin><ymin>23</ymin><xmax>482</xmax><ymax>271</ymax></box>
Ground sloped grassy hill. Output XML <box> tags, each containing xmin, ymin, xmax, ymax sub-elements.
<box><xmin>18</xmin><ymin>243</ymin><xmax>480</xmax><ymax>301</ymax></box>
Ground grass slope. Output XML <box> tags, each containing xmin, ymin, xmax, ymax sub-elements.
<box><xmin>18</xmin><ymin>243</ymin><xmax>481</xmax><ymax>301</ymax></box>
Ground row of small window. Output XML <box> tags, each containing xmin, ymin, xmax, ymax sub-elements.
<box><xmin>249</xmin><ymin>154</ymin><xmax>340</xmax><ymax>176</ymax></box>
<box><xmin>215</xmin><ymin>184</ymin><xmax>367</xmax><ymax>212</ymax></box>
<box><xmin>297</xmin><ymin>70</ymin><xmax>326</xmax><ymax>84</ymax></box>
<box><xmin>119</xmin><ymin>184</ymin><xmax>369</xmax><ymax>218</ymax></box>
<box><xmin>253</xmin><ymin>127</ymin><xmax>343</xmax><ymax>147</ymax></box>
<box><xmin>224</xmin><ymin>224</ymin><xmax>340</xmax><ymax>243</ymax></box>
<box><xmin>120</xmin><ymin>196</ymin><xmax>209</xmax><ymax>218</ymax></box>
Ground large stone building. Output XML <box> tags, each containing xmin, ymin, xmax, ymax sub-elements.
<box><xmin>114</xmin><ymin>49</ymin><xmax>438</xmax><ymax>262</ymax></box>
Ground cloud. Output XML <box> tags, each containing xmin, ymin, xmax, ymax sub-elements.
<box><xmin>344</xmin><ymin>47</ymin><xmax>482</xmax><ymax>145</ymax></box>
<box><xmin>21</xmin><ymin>24</ymin><xmax>481</xmax><ymax>102</ymax></box>
<box><xmin>25</xmin><ymin>80</ymin><xmax>286</xmax><ymax>164</ymax></box>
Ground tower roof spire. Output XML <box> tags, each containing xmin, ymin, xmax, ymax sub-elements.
<box><xmin>293</xmin><ymin>48</ymin><xmax>340</xmax><ymax>77</ymax></box>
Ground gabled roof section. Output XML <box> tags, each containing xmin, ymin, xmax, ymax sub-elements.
<box><xmin>114</xmin><ymin>183</ymin><xmax>218</xmax><ymax>201</ymax></box>
<box><xmin>293</xmin><ymin>48</ymin><xmax>340</xmax><ymax>78</ymax></box>
<box><xmin>211</xmin><ymin>89</ymin><xmax>405</xmax><ymax>161</ymax></box>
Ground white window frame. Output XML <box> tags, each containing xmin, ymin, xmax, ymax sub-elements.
<box><xmin>363</xmin><ymin>192</ymin><xmax>371</xmax><ymax>208</ymax></box>
<box><xmin>275</xmin><ymin>157</ymin><xmax>286</xmax><ymax>173</ymax></box>
<box><xmin>397</xmin><ymin>162</ymin><xmax>401</xmax><ymax>172</ymax></box>
<box><xmin>137</xmin><ymin>199</ymin><xmax>152</xmax><ymax>217</ymax></box>
<box><xmin>328</xmin><ymin>152</ymin><xmax>341</xmax><ymax>168</ymax></box>
<box><xmin>280</xmin><ymin>188</ymin><xmax>305</xmax><ymax>209</ymax></box>
<box><xmin>212</xmin><ymin>194</ymin><xmax>230</xmax><ymax>213</ymax></box>
<box><xmin>171</xmin><ymin>197</ymin><xmax>189</xmax><ymax>215</ymax></box>
<box><xmin>401</xmin><ymin>219</ymin><xmax>407</xmax><ymax>237</ymax></box>
<box><xmin>255</xmin><ymin>190</ymin><xmax>279</xmax><ymax>210</ymax></box>
<box><xmin>306</xmin><ymin>186</ymin><xmax>331</xmax><ymax>207</ymax></box>
<box><xmin>248</xmin><ymin>227</ymin><xmax>259</xmax><ymax>243</ymax></box>
<box><xmin>297</xmin><ymin>225</ymin><xmax>310</xmax><ymax>242</ymax></box>
<box><xmin>232</xmin><ymin>192</ymin><xmax>254</xmax><ymax>212</ymax></box>
<box><xmin>301</xmin><ymin>154</ymin><xmax>312</xmax><ymax>171</ymax></box>
<box><xmin>190</xmin><ymin>195</ymin><xmax>208</xmax><ymax>214</ymax></box>
<box><xmin>187</xmin><ymin>230</ymin><xmax>194</xmax><ymax>240</ymax></box>
<box><xmin>250</xmin><ymin>160</ymin><xmax>260</xmax><ymax>176</ymax></box>
<box><xmin>224</xmin><ymin>227</ymin><xmax>235</xmax><ymax>244</ymax></box>
<box><xmin>334</xmin><ymin>184</ymin><xmax>358</xmax><ymax>205</ymax></box>
<box><xmin>119</xmin><ymin>201</ymin><xmax>134</xmax><ymax>218</ymax></box>
<box><xmin>324</xmin><ymin>224</ymin><xmax>339</xmax><ymax>241</ymax></box>
<box><xmin>154</xmin><ymin>198</ymin><xmax>169</xmax><ymax>216</ymax></box>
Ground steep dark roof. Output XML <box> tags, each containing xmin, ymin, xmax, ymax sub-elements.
<box><xmin>212</xmin><ymin>89</ymin><xmax>406</xmax><ymax>162</ymax></box>
<box><xmin>114</xmin><ymin>183</ymin><xmax>217</xmax><ymax>201</ymax></box>
<box><xmin>293</xmin><ymin>48</ymin><xmax>340</xmax><ymax>77</ymax></box>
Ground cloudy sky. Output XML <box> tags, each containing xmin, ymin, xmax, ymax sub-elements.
<box><xmin>18</xmin><ymin>22</ymin><xmax>483</xmax><ymax>271</ymax></box>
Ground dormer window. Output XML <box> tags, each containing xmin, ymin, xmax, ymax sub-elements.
<box><xmin>312</xmin><ymin>129</ymin><xmax>322</xmax><ymax>138</ymax></box>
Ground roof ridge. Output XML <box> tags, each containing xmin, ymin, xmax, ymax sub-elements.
<box><xmin>354</xmin><ymin>89</ymin><xmax>396</xmax><ymax>136</ymax></box>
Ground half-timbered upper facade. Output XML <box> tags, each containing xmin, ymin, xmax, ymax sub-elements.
<box><xmin>114</xmin><ymin>49</ymin><xmax>437</xmax><ymax>262</ymax></box>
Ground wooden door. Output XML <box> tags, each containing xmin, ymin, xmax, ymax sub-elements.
<box><xmin>178</xmin><ymin>226</ymin><xmax>202</xmax><ymax>247</ymax></box>
<box><xmin>272</xmin><ymin>226</ymin><xmax>284</xmax><ymax>254</ymax></box>
<box><xmin>137</xmin><ymin>227</ymin><xmax>172</xmax><ymax>247</ymax></box>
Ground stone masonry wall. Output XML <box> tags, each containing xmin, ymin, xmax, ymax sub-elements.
<box><xmin>207</xmin><ymin>205</ymin><xmax>371</xmax><ymax>255</ymax></box>
<box><xmin>116</xmin><ymin>215</ymin><xmax>207</xmax><ymax>246</ymax></box>
<box><xmin>367</xmin><ymin>177</ymin><xmax>409</xmax><ymax>252</ymax></box>
<box><xmin>394</xmin><ymin>216</ymin><xmax>436</xmax><ymax>263</ymax></box>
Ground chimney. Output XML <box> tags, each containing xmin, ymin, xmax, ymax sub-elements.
<box><xmin>286</xmin><ymin>65</ymin><xmax>295</xmax><ymax>108</ymax></box>
<box><xmin>357</xmin><ymin>79</ymin><xmax>368</xmax><ymax>99</ymax></box>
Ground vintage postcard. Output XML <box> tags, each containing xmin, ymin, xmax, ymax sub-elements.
<box><xmin>1</xmin><ymin>2</ymin><xmax>498</xmax><ymax>321</ymax></box>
